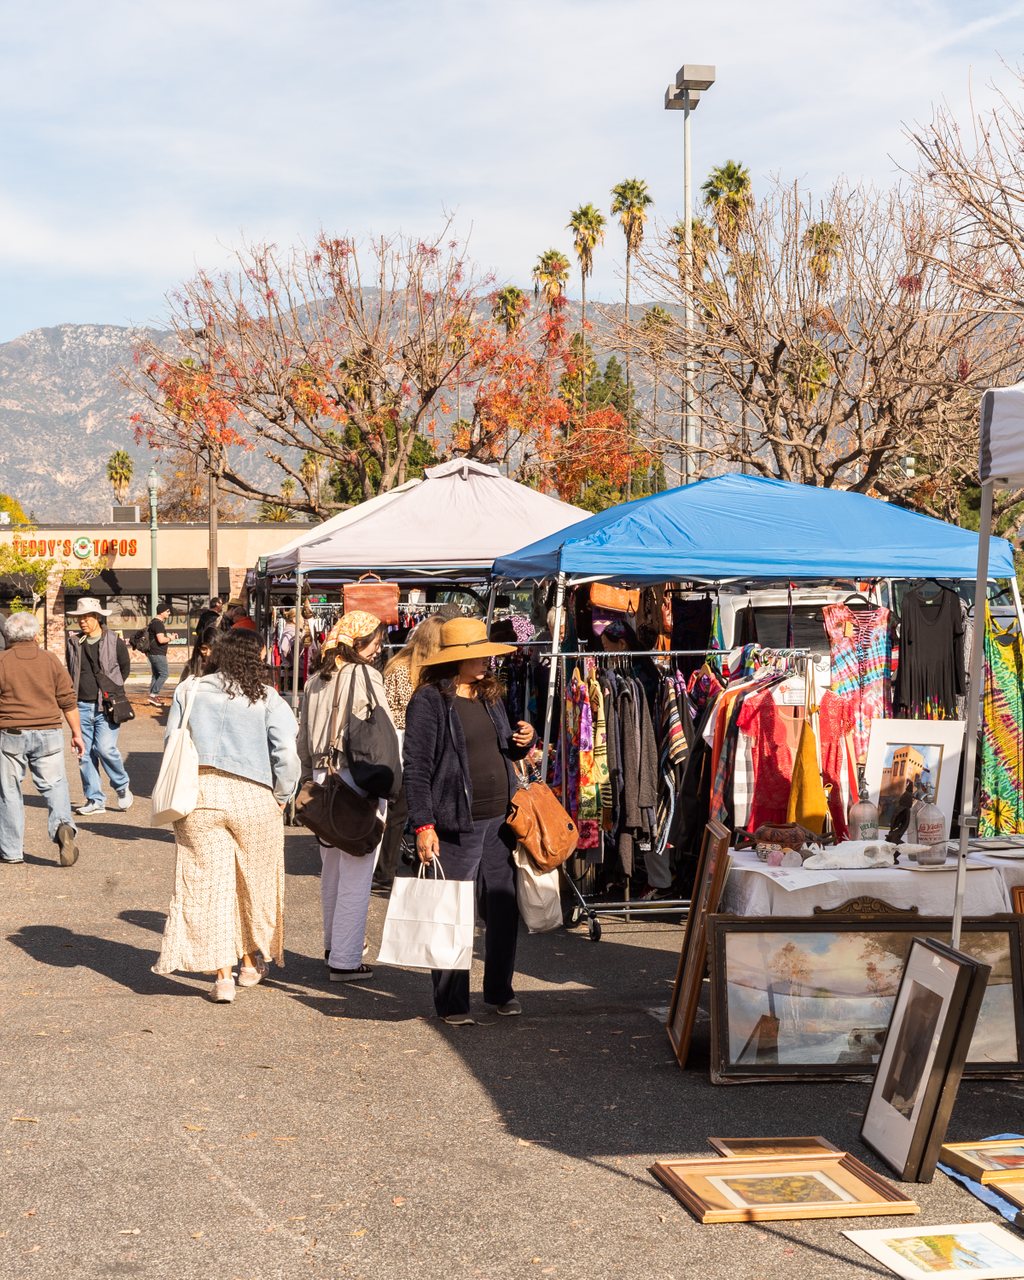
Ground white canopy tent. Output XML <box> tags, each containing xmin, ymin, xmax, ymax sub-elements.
<box><xmin>953</xmin><ymin>383</ymin><xmax>1024</xmax><ymax>945</ymax></box>
<box><xmin>267</xmin><ymin>458</ymin><xmax>588</xmax><ymax>703</ymax></box>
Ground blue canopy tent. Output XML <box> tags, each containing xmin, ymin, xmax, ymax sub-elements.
<box><xmin>492</xmin><ymin>473</ymin><xmax>1016</xmax><ymax>583</ymax></box>
<box><xmin>492</xmin><ymin>473</ymin><xmax>1017</xmax><ymax>789</ymax></box>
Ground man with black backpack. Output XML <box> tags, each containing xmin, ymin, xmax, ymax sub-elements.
<box><xmin>144</xmin><ymin>602</ymin><xmax>173</xmax><ymax>707</ymax></box>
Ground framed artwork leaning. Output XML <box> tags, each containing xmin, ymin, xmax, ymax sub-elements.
<box><xmin>707</xmin><ymin>914</ymin><xmax>1024</xmax><ymax>1083</ymax></box>
<box><xmin>1013</xmin><ymin>885</ymin><xmax>1024</xmax><ymax>915</ymax></box>
<box><xmin>844</xmin><ymin>1222</ymin><xmax>1024</xmax><ymax>1280</ymax></box>
<box><xmin>666</xmin><ymin>820</ymin><xmax>731</xmax><ymax>1068</ymax></box>
<box><xmin>650</xmin><ymin>1151</ymin><xmax>918</xmax><ymax>1224</ymax></box>
<box><xmin>707</xmin><ymin>1136</ymin><xmax>839</xmax><ymax>1158</ymax></box>
<box><xmin>864</xmin><ymin>718</ymin><xmax>964</xmax><ymax>831</ymax></box>
<box><xmin>939</xmin><ymin>1139</ymin><xmax>1024</xmax><ymax>1185</ymax></box>
<box><xmin>861</xmin><ymin>938</ymin><xmax>990</xmax><ymax>1183</ymax></box>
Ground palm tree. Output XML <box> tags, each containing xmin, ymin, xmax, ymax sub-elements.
<box><xmin>639</xmin><ymin>306</ymin><xmax>672</xmax><ymax>439</ymax></box>
<box><xmin>531</xmin><ymin>249</ymin><xmax>571</xmax><ymax>312</ymax></box>
<box><xmin>567</xmin><ymin>204</ymin><xmax>606</xmax><ymax>428</ymax></box>
<box><xmin>701</xmin><ymin>160</ymin><xmax>754</xmax><ymax>253</ymax></box>
<box><xmin>611</xmin><ymin>178</ymin><xmax>653</xmax><ymax>414</ymax></box>
<box><xmin>491</xmin><ymin>285</ymin><xmax>528</xmax><ymax>336</ymax></box>
<box><xmin>106</xmin><ymin>449</ymin><xmax>134</xmax><ymax>505</ymax></box>
<box><xmin>803</xmin><ymin>220</ymin><xmax>842</xmax><ymax>290</ymax></box>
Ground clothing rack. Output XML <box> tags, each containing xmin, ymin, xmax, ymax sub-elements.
<box><xmin>545</xmin><ymin>645</ymin><xmax>810</xmax><ymax>937</ymax></box>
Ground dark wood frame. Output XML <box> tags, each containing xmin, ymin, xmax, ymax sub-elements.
<box><xmin>861</xmin><ymin>938</ymin><xmax>989</xmax><ymax>1183</ymax></box>
<box><xmin>650</xmin><ymin>1151</ymin><xmax>918</xmax><ymax>1224</ymax></box>
<box><xmin>666</xmin><ymin>820</ymin><xmax>731</xmax><ymax>1067</ymax></box>
<box><xmin>707</xmin><ymin>914</ymin><xmax>1024</xmax><ymax>1083</ymax></box>
<box><xmin>1014</xmin><ymin>885</ymin><xmax>1024</xmax><ymax>915</ymax></box>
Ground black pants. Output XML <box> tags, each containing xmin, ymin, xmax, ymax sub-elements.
<box><xmin>376</xmin><ymin>786</ymin><xmax>408</xmax><ymax>885</ymax></box>
<box><xmin>431</xmin><ymin>816</ymin><xmax>519</xmax><ymax>1017</ymax></box>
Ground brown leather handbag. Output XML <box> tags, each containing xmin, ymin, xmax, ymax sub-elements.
<box><xmin>343</xmin><ymin>573</ymin><xmax>400</xmax><ymax>624</ymax></box>
<box><xmin>507</xmin><ymin>778</ymin><xmax>579</xmax><ymax>874</ymax></box>
<box><xmin>589</xmin><ymin>582</ymin><xmax>640</xmax><ymax>614</ymax></box>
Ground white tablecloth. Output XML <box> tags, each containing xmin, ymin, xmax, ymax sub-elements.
<box><xmin>720</xmin><ymin>848</ymin><xmax>1014</xmax><ymax>918</ymax></box>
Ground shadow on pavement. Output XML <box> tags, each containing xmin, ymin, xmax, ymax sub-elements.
<box><xmin>119</xmin><ymin>909</ymin><xmax>167</xmax><ymax>934</ymax></box>
<box><xmin>6</xmin><ymin>924</ymin><xmax>193</xmax><ymax>997</ymax></box>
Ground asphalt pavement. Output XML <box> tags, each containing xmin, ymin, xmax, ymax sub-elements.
<box><xmin>2</xmin><ymin>699</ymin><xmax>1022</xmax><ymax>1280</ymax></box>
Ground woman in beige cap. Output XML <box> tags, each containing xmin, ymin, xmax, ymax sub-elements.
<box><xmin>403</xmin><ymin>617</ymin><xmax>535</xmax><ymax>1025</ymax></box>
<box><xmin>297</xmin><ymin>611</ymin><xmax>396</xmax><ymax>982</ymax></box>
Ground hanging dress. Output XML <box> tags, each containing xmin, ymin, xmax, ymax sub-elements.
<box><xmin>894</xmin><ymin>588</ymin><xmax>966</xmax><ymax>720</ymax></box>
<box><xmin>980</xmin><ymin>606</ymin><xmax>1024</xmax><ymax>836</ymax></box>
<box><xmin>822</xmin><ymin>604</ymin><xmax>893</xmax><ymax>762</ymax></box>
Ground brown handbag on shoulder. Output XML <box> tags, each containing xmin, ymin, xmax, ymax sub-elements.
<box><xmin>507</xmin><ymin>776</ymin><xmax>579</xmax><ymax>874</ymax></box>
<box><xmin>343</xmin><ymin>573</ymin><xmax>400</xmax><ymax>625</ymax></box>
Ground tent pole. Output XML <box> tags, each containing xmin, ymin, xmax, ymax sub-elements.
<box><xmin>484</xmin><ymin>582</ymin><xmax>497</xmax><ymax>632</ymax></box>
<box><xmin>1010</xmin><ymin>573</ymin><xmax>1024</xmax><ymax>640</ymax></box>
<box><xmin>292</xmin><ymin>572</ymin><xmax>303</xmax><ymax>712</ymax></box>
<box><xmin>952</xmin><ymin>479</ymin><xmax>994</xmax><ymax>950</ymax></box>
<box><xmin>540</xmin><ymin>572</ymin><xmax>567</xmax><ymax>780</ymax></box>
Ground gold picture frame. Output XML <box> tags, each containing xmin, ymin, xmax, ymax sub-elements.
<box><xmin>707</xmin><ymin>1136</ymin><xmax>840</xmax><ymax>1159</ymax></box>
<box><xmin>939</xmin><ymin>1139</ymin><xmax>1024</xmax><ymax>1184</ymax></box>
<box><xmin>650</xmin><ymin>1151</ymin><xmax>918</xmax><ymax>1224</ymax></box>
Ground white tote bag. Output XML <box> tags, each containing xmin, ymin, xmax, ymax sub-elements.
<box><xmin>512</xmin><ymin>843</ymin><xmax>563</xmax><ymax>933</ymax></box>
<box><xmin>150</xmin><ymin>680</ymin><xmax>201</xmax><ymax>827</ymax></box>
<box><xmin>375</xmin><ymin>861</ymin><xmax>474</xmax><ymax>971</ymax></box>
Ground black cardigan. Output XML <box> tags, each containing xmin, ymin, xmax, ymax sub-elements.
<box><xmin>403</xmin><ymin>684</ymin><xmax>533</xmax><ymax>837</ymax></box>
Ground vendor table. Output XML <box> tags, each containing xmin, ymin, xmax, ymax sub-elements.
<box><xmin>721</xmin><ymin>848</ymin><xmax>1019</xmax><ymax>918</ymax></box>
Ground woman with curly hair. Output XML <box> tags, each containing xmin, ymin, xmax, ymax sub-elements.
<box><xmin>403</xmin><ymin>618</ymin><xmax>535</xmax><ymax>1025</ymax></box>
<box><xmin>154</xmin><ymin>629</ymin><xmax>300</xmax><ymax>1003</ymax></box>
<box><xmin>297</xmin><ymin>611</ymin><xmax>397</xmax><ymax>982</ymax></box>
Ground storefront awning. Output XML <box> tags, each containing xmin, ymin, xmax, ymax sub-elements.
<box><xmin>72</xmin><ymin>569</ymin><xmax>232</xmax><ymax>597</ymax></box>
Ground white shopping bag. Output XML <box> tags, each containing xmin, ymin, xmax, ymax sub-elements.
<box><xmin>512</xmin><ymin>843</ymin><xmax>563</xmax><ymax>934</ymax></box>
<box><xmin>376</xmin><ymin>861</ymin><xmax>475</xmax><ymax>970</ymax></box>
<box><xmin>151</xmin><ymin>681</ymin><xmax>201</xmax><ymax>827</ymax></box>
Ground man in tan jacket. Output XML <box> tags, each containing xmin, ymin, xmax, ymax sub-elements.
<box><xmin>0</xmin><ymin>613</ymin><xmax>85</xmax><ymax>866</ymax></box>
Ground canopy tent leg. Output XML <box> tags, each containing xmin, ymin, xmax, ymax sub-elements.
<box><xmin>952</xmin><ymin>480</ymin><xmax>994</xmax><ymax>950</ymax></box>
<box><xmin>1011</xmin><ymin>574</ymin><xmax>1024</xmax><ymax>640</ymax></box>
<box><xmin>291</xmin><ymin>572</ymin><xmax>303</xmax><ymax>713</ymax></box>
<box><xmin>540</xmin><ymin>573</ymin><xmax>567</xmax><ymax>779</ymax></box>
<box><xmin>484</xmin><ymin>582</ymin><xmax>497</xmax><ymax>632</ymax></box>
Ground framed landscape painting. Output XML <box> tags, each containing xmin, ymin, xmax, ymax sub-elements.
<box><xmin>707</xmin><ymin>915</ymin><xmax>1024</xmax><ymax>1083</ymax></box>
<box><xmin>864</xmin><ymin>719</ymin><xmax>964</xmax><ymax>829</ymax></box>
<box><xmin>861</xmin><ymin>939</ymin><xmax>989</xmax><ymax>1182</ymax></box>
<box><xmin>940</xmin><ymin>1140</ymin><xmax>1024</xmax><ymax>1185</ymax></box>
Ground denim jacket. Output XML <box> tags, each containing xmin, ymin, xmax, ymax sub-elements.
<box><xmin>166</xmin><ymin>673</ymin><xmax>300</xmax><ymax>804</ymax></box>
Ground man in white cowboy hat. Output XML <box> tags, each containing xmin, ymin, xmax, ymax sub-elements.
<box><xmin>65</xmin><ymin>597</ymin><xmax>134</xmax><ymax>816</ymax></box>
<box><xmin>0</xmin><ymin>611</ymin><xmax>84</xmax><ymax>866</ymax></box>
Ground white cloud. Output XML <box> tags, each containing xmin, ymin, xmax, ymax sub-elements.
<box><xmin>2</xmin><ymin>0</ymin><xmax>1024</xmax><ymax>335</ymax></box>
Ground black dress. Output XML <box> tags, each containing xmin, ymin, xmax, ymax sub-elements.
<box><xmin>895</xmin><ymin>589</ymin><xmax>965</xmax><ymax>718</ymax></box>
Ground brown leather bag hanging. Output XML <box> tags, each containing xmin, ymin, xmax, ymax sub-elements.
<box><xmin>507</xmin><ymin>775</ymin><xmax>579</xmax><ymax>873</ymax></box>
<box><xmin>343</xmin><ymin>573</ymin><xmax>400</xmax><ymax>624</ymax></box>
<box><xmin>589</xmin><ymin>582</ymin><xmax>640</xmax><ymax>614</ymax></box>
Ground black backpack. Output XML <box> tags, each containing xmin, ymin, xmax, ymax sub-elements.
<box><xmin>130</xmin><ymin>625</ymin><xmax>152</xmax><ymax>654</ymax></box>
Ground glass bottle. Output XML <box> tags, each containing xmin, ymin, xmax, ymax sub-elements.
<box><xmin>848</xmin><ymin>772</ymin><xmax>879</xmax><ymax>841</ymax></box>
<box><xmin>915</xmin><ymin>787</ymin><xmax>947</xmax><ymax>861</ymax></box>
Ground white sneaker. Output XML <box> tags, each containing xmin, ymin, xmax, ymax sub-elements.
<box><xmin>117</xmin><ymin>788</ymin><xmax>134</xmax><ymax>811</ymax></box>
<box><xmin>76</xmin><ymin>800</ymin><xmax>106</xmax><ymax>816</ymax></box>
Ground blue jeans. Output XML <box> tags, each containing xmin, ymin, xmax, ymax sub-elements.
<box><xmin>148</xmin><ymin>653</ymin><xmax>169</xmax><ymax>696</ymax></box>
<box><xmin>77</xmin><ymin>702</ymin><xmax>130</xmax><ymax>804</ymax></box>
<box><xmin>0</xmin><ymin>728</ymin><xmax>75</xmax><ymax>861</ymax></box>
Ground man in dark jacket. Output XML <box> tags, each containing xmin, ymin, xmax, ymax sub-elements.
<box><xmin>65</xmin><ymin>598</ymin><xmax>133</xmax><ymax>816</ymax></box>
<box><xmin>0</xmin><ymin>612</ymin><xmax>84</xmax><ymax>865</ymax></box>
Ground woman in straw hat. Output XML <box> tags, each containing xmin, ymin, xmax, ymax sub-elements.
<box><xmin>403</xmin><ymin>617</ymin><xmax>535</xmax><ymax>1025</ymax></box>
<box><xmin>297</xmin><ymin>611</ymin><xmax>396</xmax><ymax>982</ymax></box>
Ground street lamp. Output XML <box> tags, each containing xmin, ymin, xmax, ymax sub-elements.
<box><xmin>665</xmin><ymin>63</ymin><xmax>715</xmax><ymax>486</ymax></box>
<box><xmin>147</xmin><ymin>466</ymin><xmax>159</xmax><ymax>617</ymax></box>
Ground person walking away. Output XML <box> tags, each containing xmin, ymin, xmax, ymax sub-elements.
<box><xmin>146</xmin><ymin>602</ymin><xmax>173</xmax><ymax>706</ymax></box>
<box><xmin>0</xmin><ymin>612</ymin><xmax>84</xmax><ymax>866</ymax></box>
<box><xmin>297</xmin><ymin>611</ymin><xmax>396</xmax><ymax>982</ymax></box>
<box><xmin>154</xmin><ymin>629</ymin><xmax>300</xmax><ymax>1003</ymax></box>
<box><xmin>376</xmin><ymin>614</ymin><xmax>447</xmax><ymax>889</ymax></box>
<box><xmin>195</xmin><ymin>597</ymin><xmax>222</xmax><ymax>639</ymax></box>
<box><xmin>403</xmin><ymin>618</ymin><xmax>536</xmax><ymax>1025</ymax></box>
<box><xmin>65</xmin><ymin>598</ymin><xmax>133</xmax><ymax>816</ymax></box>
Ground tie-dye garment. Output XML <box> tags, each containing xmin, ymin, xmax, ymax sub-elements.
<box><xmin>822</xmin><ymin>604</ymin><xmax>893</xmax><ymax>762</ymax></box>
<box><xmin>980</xmin><ymin>606</ymin><xmax>1024</xmax><ymax>836</ymax></box>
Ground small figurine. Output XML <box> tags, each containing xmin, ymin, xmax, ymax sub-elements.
<box><xmin>886</xmin><ymin>780</ymin><xmax>915</xmax><ymax>844</ymax></box>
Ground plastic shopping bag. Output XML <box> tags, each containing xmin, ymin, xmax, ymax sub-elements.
<box><xmin>375</xmin><ymin>861</ymin><xmax>474</xmax><ymax>970</ymax></box>
<box><xmin>512</xmin><ymin>843</ymin><xmax>563</xmax><ymax>934</ymax></box>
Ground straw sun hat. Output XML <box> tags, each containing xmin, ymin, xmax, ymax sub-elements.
<box><xmin>420</xmin><ymin>617</ymin><xmax>515</xmax><ymax>666</ymax></box>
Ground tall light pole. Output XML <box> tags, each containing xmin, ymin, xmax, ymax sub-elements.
<box><xmin>147</xmin><ymin>466</ymin><xmax>159</xmax><ymax>617</ymax></box>
<box><xmin>665</xmin><ymin>64</ymin><xmax>715</xmax><ymax>486</ymax></box>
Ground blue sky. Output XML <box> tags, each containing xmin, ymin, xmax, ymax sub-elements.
<box><xmin>3</xmin><ymin>0</ymin><xmax>1023</xmax><ymax>341</ymax></box>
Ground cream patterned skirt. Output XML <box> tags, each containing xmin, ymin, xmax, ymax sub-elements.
<box><xmin>154</xmin><ymin>768</ymin><xmax>285</xmax><ymax>975</ymax></box>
